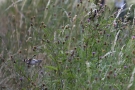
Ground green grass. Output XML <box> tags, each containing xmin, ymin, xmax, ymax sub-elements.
<box><xmin>0</xmin><ymin>0</ymin><xmax>135</xmax><ymax>90</ymax></box>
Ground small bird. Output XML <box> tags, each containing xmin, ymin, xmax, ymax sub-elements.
<box><xmin>27</xmin><ymin>58</ymin><xmax>42</xmax><ymax>65</ymax></box>
<box><xmin>114</xmin><ymin>0</ymin><xmax>127</xmax><ymax>20</ymax></box>
<box><xmin>115</xmin><ymin>0</ymin><xmax>126</xmax><ymax>9</ymax></box>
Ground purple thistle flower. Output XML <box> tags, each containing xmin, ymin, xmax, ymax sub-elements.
<box><xmin>114</xmin><ymin>73</ymin><xmax>117</xmax><ymax>78</ymax></box>
<box><xmin>132</xmin><ymin>36</ymin><xmax>135</xmax><ymax>40</ymax></box>
<box><xmin>20</xmin><ymin>77</ymin><xmax>23</xmax><ymax>82</ymax></box>
<box><xmin>124</xmin><ymin>66</ymin><xmax>128</xmax><ymax>69</ymax></box>
<box><xmin>92</xmin><ymin>52</ymin><xmax>96</xmax><ymax>56</ymax></box>
<box><xmin>87</xmin><ymin>19</ymin><xmax>90</xmax><ymax>22</ymax></box>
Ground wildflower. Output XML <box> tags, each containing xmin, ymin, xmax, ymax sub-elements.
<box><xmin>113</xmin><ymin>21</ymin><xmax>117</xmax><ymax>27</ymax></box>
<box><xmin>19</xmin><ymin>50</ymin><xmax>22</xmax><ymax>53</ymax></box>
<box><xmin>40</xmin><ymin>71</ymin><xmax>44</xmax><ymax>75</ymax></box>
<box><xmin>113</xmin><ymin>73</ymin><xmax>117</xmax><ymax>78</ymax></box>
<box><xmin>107</xmin><ymin>75</ymin><xmax>110</xmax><ymax>79</ymax></box>
<box><xmin>20</xmin><ymin>77</ymin><xmax>23</xmax><ymax>82</ymax></box>
<box><xmin>124</xmin><ymin>65</ymin><xmax>128</xmax><ymax>69</ymax></box>
<box><xmin>132</xmin><ymin>36</ymin><xmax>135</xmax><ymax>40</ymax></box>
<box><xmin>108</xmin><ymin>70</ymin><xmax>113</xmax><ymax>75</ymax></box>
<box><xmin>87</xmin><ymin>19</ymin><xmax>90</xmax><ymax>22</ymax></box>
<box><xmin>92</xmin><ymin>52</ymin><xmax>96</xmax><ymax>56</ymax></box>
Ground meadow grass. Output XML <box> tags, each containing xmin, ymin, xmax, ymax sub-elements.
<box><xmin>0</xmin><ymin>0</ymin><xmax>135</xmax><ymax>90</ymax></box>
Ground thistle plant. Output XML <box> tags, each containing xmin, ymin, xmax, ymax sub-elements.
<box><xmin>0</xmin><ymin>0</ymin><xmax>135</xmax><ymax>90</ymax></box>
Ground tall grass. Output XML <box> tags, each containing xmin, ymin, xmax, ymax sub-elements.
<box><xmin>0</xmin><ymin>0</ymin><xmax>135</xmax><ymax>90</ymax></box>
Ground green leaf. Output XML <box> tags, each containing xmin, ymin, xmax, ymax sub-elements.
<box><xmin>45</xmin><ymin>65</ymin><xmax>58</xmax><ymax>71</ymax></box>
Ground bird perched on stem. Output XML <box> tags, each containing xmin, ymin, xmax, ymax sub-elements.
<box><xmin>27</xmin><ymin>58</ymin><xmax>42</xmax><ymax>65</ymax></box>
<box><xmin>25</xmin><ymin>55</ymin><xmax>42</xmax><ymax>66</ymax></box>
